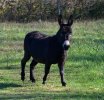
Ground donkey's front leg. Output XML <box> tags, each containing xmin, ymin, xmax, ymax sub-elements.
<box><xmin>58</xmin><ymin>62</ymin><xmax>66</xmax><ymax>86</ymax></box>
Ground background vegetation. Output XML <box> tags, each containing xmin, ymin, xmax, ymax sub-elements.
<box><xmin>0</xmin><ymin>0</ymin><xmax>104</xmax><ymax>22</ymax></box>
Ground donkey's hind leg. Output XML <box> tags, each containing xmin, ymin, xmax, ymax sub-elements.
<box><xmin>30</xmin><ymin>59</ymin><xmax>37</xmax><ymax>83</ymax></box>
<box><xmin>42</xmin><ymin>63</ymin><xmax>51</xmax><ymax>84</ymax></box>
<box><xmin>21</xmin><ymin>52</ymin><xmax>31</xmax><ymax>81</ymax></box>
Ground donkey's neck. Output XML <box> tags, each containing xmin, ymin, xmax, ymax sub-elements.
<box><xmin>56</xmin><ymin>29</ymin><xmax>61</xmax><ymax>36</ymax></box>
<box><xmin>51</xmin><ymin>30</ymin><xmax>63</xmax><ymax>48</ymax></box>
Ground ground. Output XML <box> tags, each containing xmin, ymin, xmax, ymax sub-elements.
<box><xmin>0</xmin><ymin>20</ymin><xmax>104</xmax><ymax>100</ymax></box>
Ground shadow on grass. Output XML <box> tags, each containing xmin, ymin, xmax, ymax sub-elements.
<box><xmin>0</xmin><ymin>91</ymin><xmax>103</xmax><ymax>100</ymax></box>
<box><xmin>0</xmin><ymin>58</ymin><xmax>20</xmax><ymax>65</ymax></box>
<box><xmin>94</xmin><ymin>39</ymin><xmax>104</xmax><ymax>45</ymax></box>
<box><xmin>0</xmin><ymin>58</ymin><xmax>20</xmax><ymax>70</ymax></box>
<box><xmin>69</xmin><ymin>54</ymin><xmax>104</xmax><ymax>62</ymax></box>
<box><xmin>0</xmin><ymin>65</ymin><xmax>19</xmax><ymax>70</ymax></box>
<box><xmin>0</xmin><ymin>83</ymin><xmax>22</xmax><ymax>89</ymax></box>
<box><xmin>72</xmin><ymin>37</ymin><xmax>104</xmax><ymax>44</ymax></box>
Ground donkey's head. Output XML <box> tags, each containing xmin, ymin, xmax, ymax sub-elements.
<box><xmin>57</xmin><ymin>15</ymin><xmax>73</xmax><ymax>50</ymax></box>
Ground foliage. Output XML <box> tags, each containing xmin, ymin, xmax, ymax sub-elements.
<box><xmin>0</xmin><ymin>0</ymin><xmax>104</xmax><ymax>22</ymax></box>
<box><xmin>87</xmin><ymin>0</ymin><xmax>104</xmax><ymax>18</ymax></box>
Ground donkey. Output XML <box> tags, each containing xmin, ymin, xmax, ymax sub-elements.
<box><xmin>21</xmin><ymin>15</ymin><xmax>73</xmax><ymax>86</ymax></box>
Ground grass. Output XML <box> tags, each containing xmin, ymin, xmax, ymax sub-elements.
<box><xmin>0</xmin><ymin>20</ymin><xmax>104</xmax><ymax>100</ymax></box>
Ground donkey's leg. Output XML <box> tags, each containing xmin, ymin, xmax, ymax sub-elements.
<box><xmin>30</xmin><ymin>59</ymin><xmax>37</xmax><ymax>83</ymax></box>
<box><xmin>58</xmin><ymin>62</ymin><xmax>66</xmax><ymax>86</ymax></box>
<box><xmin>21</xmin><ymin>52</ymin><xmax>31</xmax><ymax>81</ymax></box>
<box><xmin>42</xmin><ymin>64</ymin><xmax>51</xmax><ymax>84</ymax></box>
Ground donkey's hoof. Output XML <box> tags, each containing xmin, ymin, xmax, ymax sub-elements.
<box><xmin>62</xmin><ymin>82</ymin><xmax>66</xmax><ymax>86</ymax></box>
<box><xmin>21</xmin><ymin>72</ymin><xmax>25</xmax><ymax>81</ymax></box>
<box><xmin>30</xmin><ymin>79</ymin><xmax>35</xmax><ymax>83</ymax></box>
<box><xmin>42</xmin><ymin>81</ymin><xmax>45</xmax><ymax>84</ymax></box>
<box><xmin>21</xmin><ymin>76</ymin><xmax>25</xmax><ymax>81</ymax></box>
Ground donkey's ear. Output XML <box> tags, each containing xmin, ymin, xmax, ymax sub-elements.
<box><xmin>58</xmin><ymin>14</ymin><xmax>63</xmax><ymax>26</ymax></box>
<box><xmin>68</xmin><ymin>15</ymin><xmax>73</xmax><ymax>26</ymax></box>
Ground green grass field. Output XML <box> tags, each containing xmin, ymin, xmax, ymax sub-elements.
<box><xmin>0</xmin><ymin>20</ymin><xmax>104</xmax><ymax>100</ymax></box>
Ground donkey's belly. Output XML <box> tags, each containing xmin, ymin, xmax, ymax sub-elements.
<box><xmin>31</xmin><ymin>52</ymin><xmax>47</xmax><ymax>64</ymax></box>
<box><xmin>33</xmin><ymin>56</ymin><xmax>59</xmax><ymax>64</ymax></box>
<box><xmin>30</xmin><ymin>46</ymin><xmax>60</xmax><ymax>64</ymax></box>
<box><xmin>31</xmin><ymin>49</ymin><xmax>59</xmax><ymax>64</ymax></box>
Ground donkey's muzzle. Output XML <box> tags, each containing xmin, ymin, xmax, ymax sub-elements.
<box><xmin>63</xmin><ymin>40</ymin><xmax>70</xmax><ymax>50</ymax></box>
<box><xmin>63</xmin><ymin>45</ymin><xmax>70</xmax><ymax>50</ymax></box>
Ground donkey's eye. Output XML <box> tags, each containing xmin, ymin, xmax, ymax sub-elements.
<box><xmin>69</xmin><ymin>34</ymin><xmax>72</xmax><ymax>38</ymax></box>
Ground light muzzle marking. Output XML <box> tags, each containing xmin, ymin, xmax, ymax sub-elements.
<box><xmin>63</xmin><ymin>40</ymin><xmax>70</xmax><ymax>47</ymax></box>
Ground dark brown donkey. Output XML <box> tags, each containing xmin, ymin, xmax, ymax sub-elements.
<box><xmin>21</xmin><ymin>15</ymin><xmax>73</xmax><ymax>86</ymax></box>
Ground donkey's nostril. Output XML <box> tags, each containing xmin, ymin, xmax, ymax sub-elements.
<box><xmin>63</xmin><ymin>45</ymin><xmax>70</xmax><ymax>50</ymax></box>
